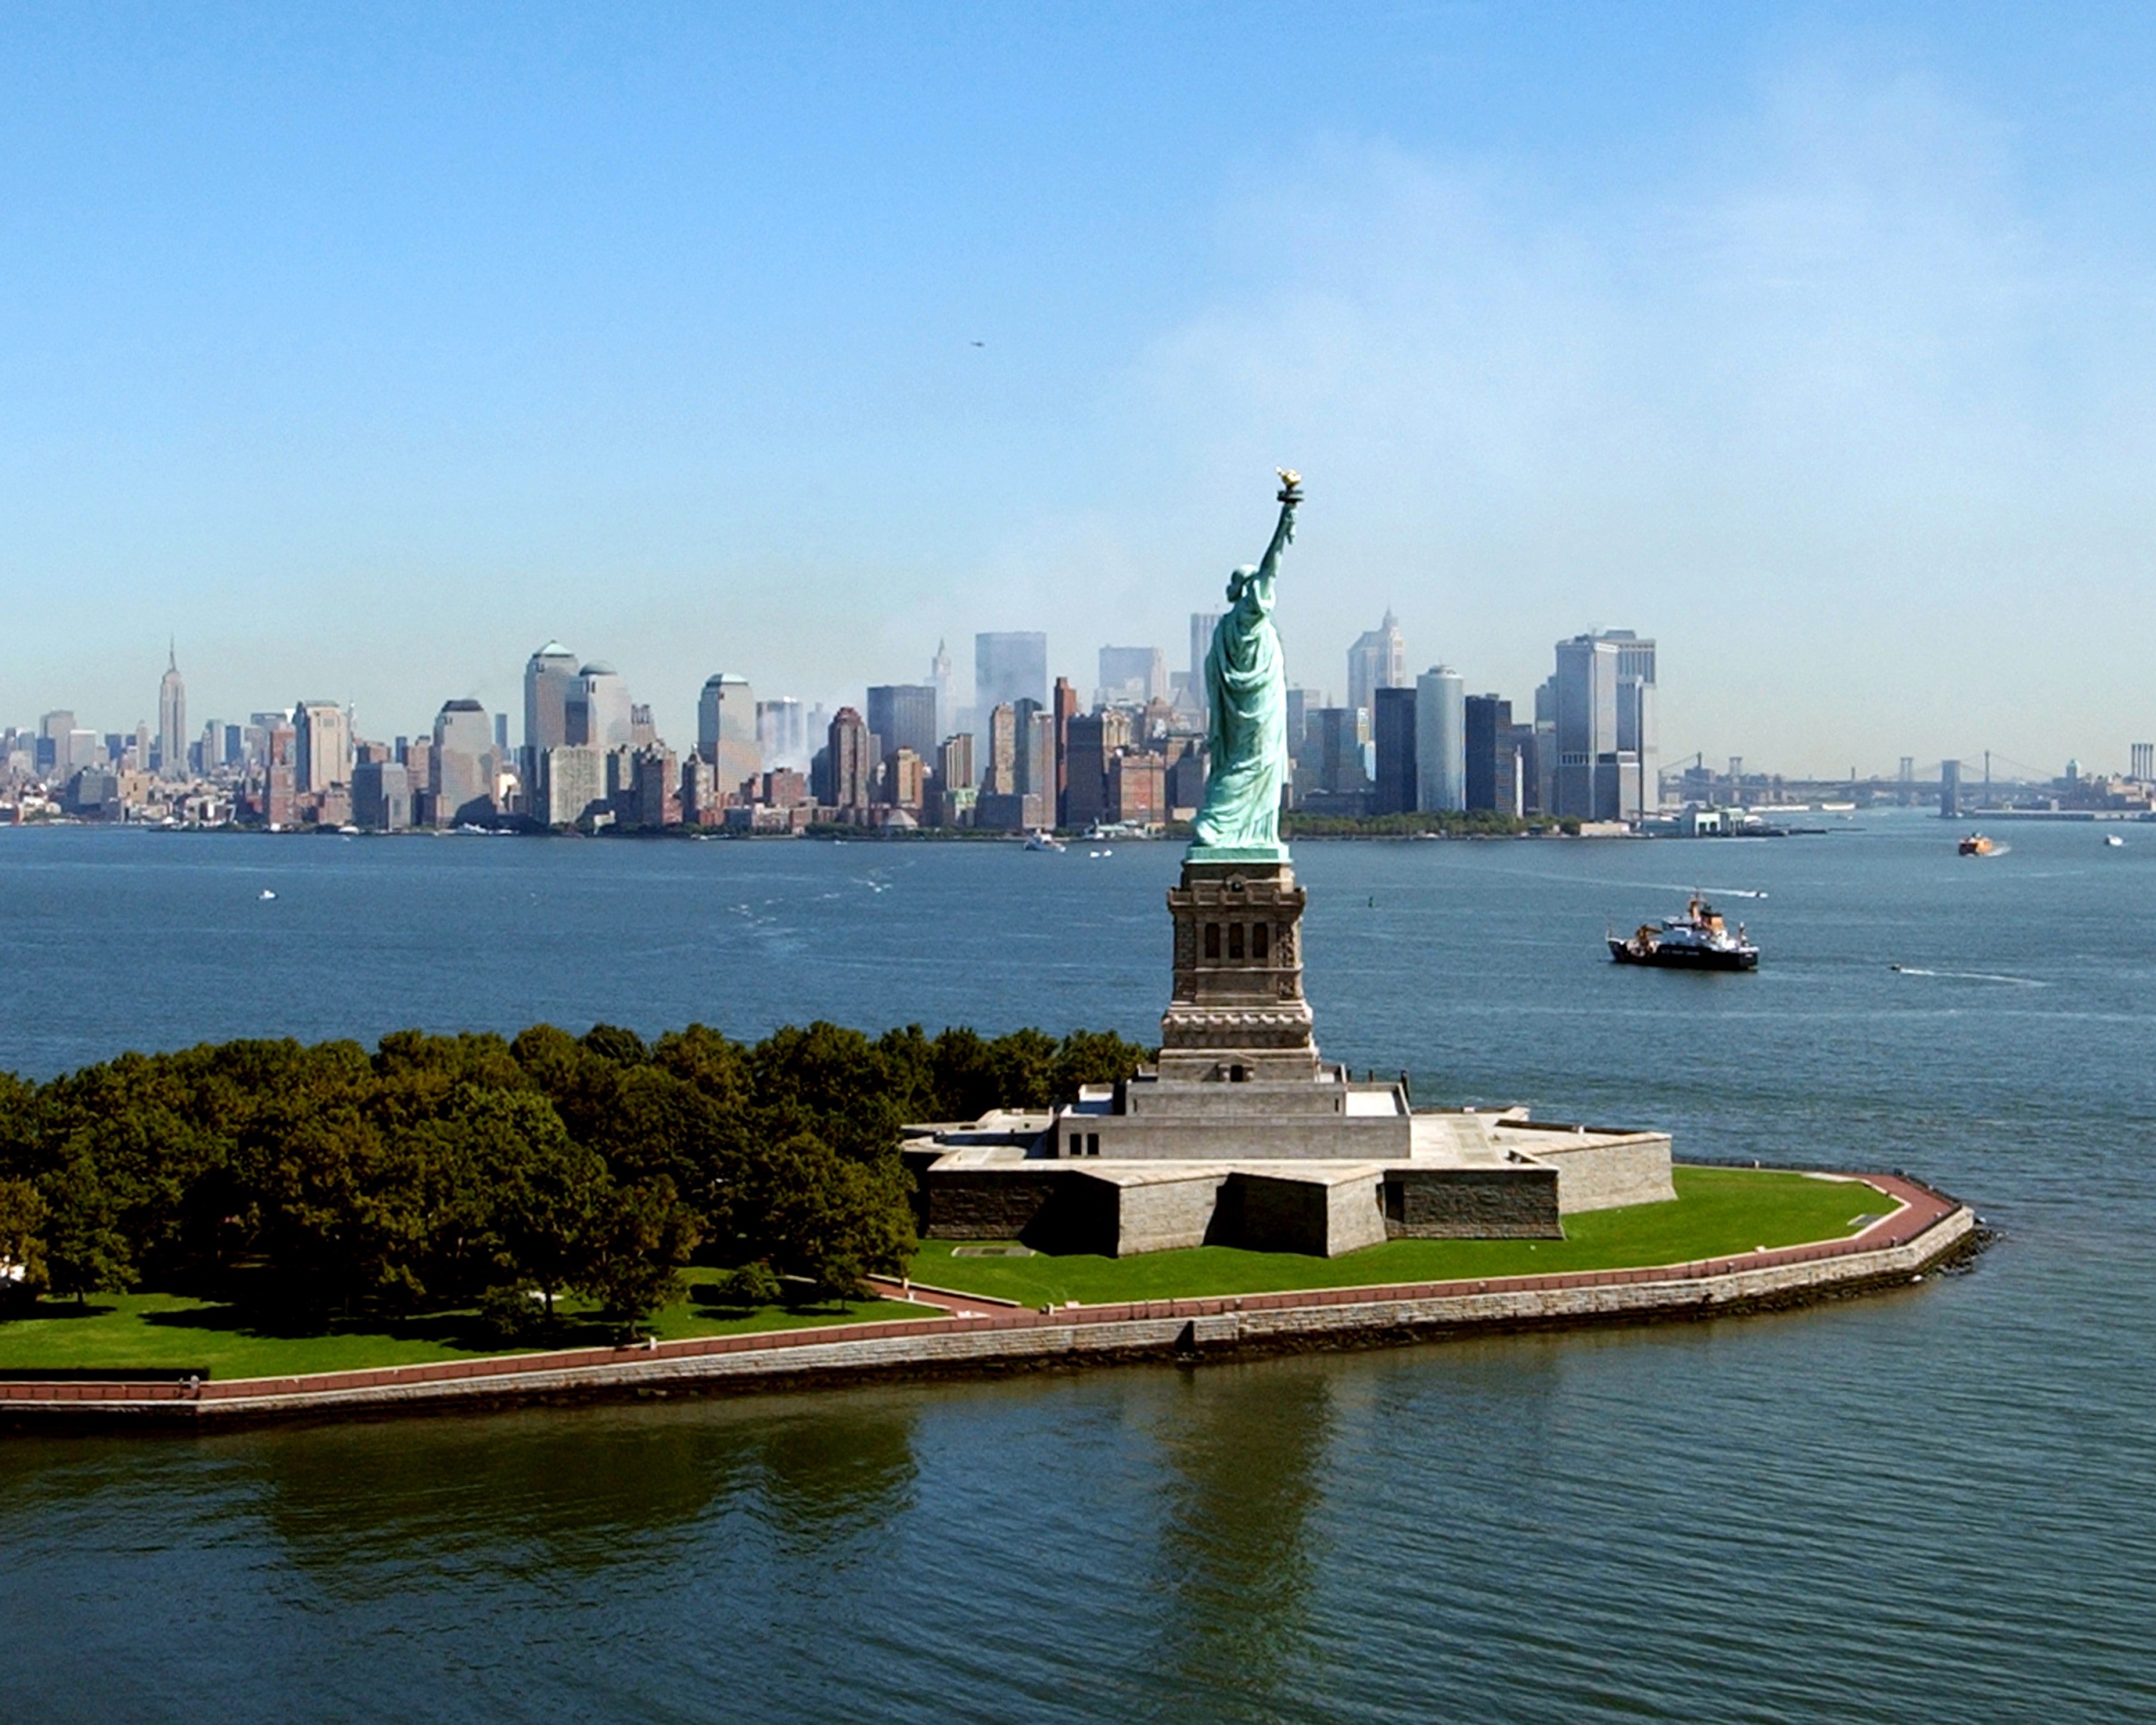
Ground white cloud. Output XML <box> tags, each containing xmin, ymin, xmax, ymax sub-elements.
<box><xmin>1103</xmin><ymin>65</ymin><xmax>2156</xmax><ymax>774</ymax></box>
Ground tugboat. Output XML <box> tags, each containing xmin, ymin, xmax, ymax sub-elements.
<box><xmin>1958</xmin><ymin>833</ymin><xmax>1996</xmax><ymax>856</ymax></box>
<box><xmin>1609</xmin><ymin>896</ymin><xmax>1759</xmax><ymax>971</ymax></box>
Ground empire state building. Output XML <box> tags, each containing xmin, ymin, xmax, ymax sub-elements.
<box><xmin>157</xmin><ymin>643</ymin><xmax>186</xmax><ymax>780</ymax></box>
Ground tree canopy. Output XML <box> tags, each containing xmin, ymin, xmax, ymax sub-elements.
<box><xmin>0</xmin><ymin>1021</ymin><xmax>1148</xmax><ymax>1331</ymax></box>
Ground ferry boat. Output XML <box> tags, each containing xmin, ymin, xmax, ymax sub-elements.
<box><xmin>1609</xmin><ymin>896</ymin><xmax>1759</xmax><ymax>971</ymax></box>
<box><xmin>1959</xmin><ymin>833</ymin><xmax>1996</xmax><ymax>856</ymax></box>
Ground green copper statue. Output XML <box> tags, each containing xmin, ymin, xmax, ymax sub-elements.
<box><xmin>1189</xmin><ymin>470</ymin><xmax>1301</xmax><ymax>862</ymax></box>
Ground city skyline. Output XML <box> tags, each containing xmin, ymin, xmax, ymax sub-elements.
<box><xmin>10</xmin><ymin>8</ymin><xmax>2156</xmax><ymax>771</ymax></box>
<box><xmin>19</xmin><ymin>611</ymin><xmax>2151</xmax><ymax>840</ymax></box>
<box><xmin>15</xmin><ymin>614</ymin><xmax>2154</xmax><ymax>797</ymax></box>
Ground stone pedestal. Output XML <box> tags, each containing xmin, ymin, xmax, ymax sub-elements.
<box><xmin>1157</xmin><ymin>859</ymin><xmax>1321</xmax><ymax>1082</ymax></box>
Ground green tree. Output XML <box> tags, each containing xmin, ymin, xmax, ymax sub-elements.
<box><xmin>0</xmin><ymin>1072</ymin><xmax>39</xmax><ymax>1181</ymax></box>
<box><xmin>0</xmin><ymin>1176</ymin><xmax>49</xmax><ymax>1306</ymax></box>
<box><xmin>466</xmin><ymin>1089</ymin><xmax>609</xmax><ymax>1315</ymax></box>
<box><xmin>579</xmin><ymin>1177</ymin><xmax>701</xmax><ymax>1333</ymax></box>
<box><xmin>40</xmin><ymin>1154</ymin><xmax>137</xmax><ymax>1305</ymax></box>
<box><xmin>1050</xmin><ymin>1029</ymin><xmax>1150</xmax><ymax>1103</ymax></box>
<box><xmin>240</xmin><ymin>1101</ymin><xmax>422</xmax><ymax>1312</ymax></box>
<box><xmin>924</xmin><ymin>1027</ymin><xmax>1003</xmax><ymax>1123</ymax></box>
<box><xmin>985</xmin><ymin>1027</ymin><xmax>1061</xmax><ymax>1110</ymax></box>
<box><xmin>745</xmin><ymin>1131</ymin><xmax>916</xmax><ymax>1303</ymax></box>
<box><xmin>750</xmin><ymin>1022</ymin><xmax>906</xmax><ymax>1163</ymax></box>
<box><xmin>508</xmin><ymin>1022</ymin><xmax>590</xmax><ymax>1096</ymax></box>
<box><xmin>580</xmin><ymin>1023</ymin><xmax>650</xmax><ymax>1066</ymax></box>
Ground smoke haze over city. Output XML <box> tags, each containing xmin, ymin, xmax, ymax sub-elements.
<box><xmin>6</xmin><ymin>4</ymin><xmax>2156</xmax><ymax>774</ymax></box>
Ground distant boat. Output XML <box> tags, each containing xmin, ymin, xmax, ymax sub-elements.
<box><xmin>1959</xmin><ymin>834</ymin><xmax>1996</xmax><ymax>856</ymax></box>
<box><xmin>1609</xmin><ymin>895</ymin><xmax>1759</xmax><ymax>971</ymax></box>
<box><xmin>258</xmin><ymin>889</ymin><xmax>277</xmax><ymax>901</ymax></box>
<box><xmin>1024</xmin><ymin>831</ymin><xmax>1065</xmax><ymax>853</ymax></box>
<box><xmin>2105</xmin><ymin>834</ymin><xmax>2125</xmax><ymax>848</ymax></box>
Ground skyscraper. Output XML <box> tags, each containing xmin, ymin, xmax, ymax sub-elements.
<box><xmin>1607</xmin><ymin>632</ymin><xmax>1657</xmax><ymax>818</ymax></box>
<box><xmin>157</xmin><ymin>644</ymin><xmax>186</xmax><ymax>781</ymax></box>
<box><xmin>866</xmin><ymin>685</ymin><xmax>938</xmax><ymax>768</ymax></box>
<box><xmin>1372</xmin><ymin>686</ymin><xmax>1418</xmax><ymax>816</ymax></box>
<box><xmin>1188</xmin><ymin>612</ymin><xmax>1222</xmax><ymax>722</ymax></box>
<box><xmin>1551</xmin><ymin>631</ymin><xmax>1655</xmax><ymax>820</ymax></box>
<box><xmin>929</xmin><ymin>639</ymin><xmax>954</xmax><ymax>736</ymax></box>
<box><xmin>352</xmin><ymin>760</ymin><xmax>411</xmax><ymax>831</ymax></box>
<box><xmin>823</xmin><ymin>707</ymin><xmax>874</xmax><ymax>817</ymax></box>
<box><xmin>523</xmin><ymin>641</ymin><xmax>580</xmax><ymax>783</ymax></box>
<box><xmin>975</xmin><ymin>632</ymin><xmax>1047</xmax><ymax>733</ymax></box>
<box><xmin>431</xmin><ymin>700</ymin><xmax>495</xmax><ymax>827</ymax></box>
<box><xmin>1552</xmin><ymin>634</ymin><xmax>1618</xmax><ymax>820</ymax></box>
<box><xmin>37</xmin><ymin>711</ymin><xmax>75</xmax><ymax>778</ymax></box>
<box><xmin>697</xmin><ymin>674</ymin><xmax>760</xmax><ymax>792</ymax></box>
<box><xmin>932</xmin><ymin>733</ymin><xmax>976</xmax><ymax>827</ymax></box>
<box><xmin>1347</xmin><ymin>610</ymin><xmax>1408</xmax><ymax>720</ymax></box>
<box><xmin>981</xmin><ymin>703</ymin><xmax>1019</xmax><ymax>796</ymax></box>
<box><xmin>1532</xmin><ymin>676</ymin><xmax>1559</xmax><ymax>815</ymax></box>
<box><xmin>1052</xmin><ymin>676</ymin><xmax>1079</xmax><ymax>823</ymax></box>
<box><xmin>570</xmin><ymin>662</ymin><xmax>635</xmax><ymax>750</ymax></box>
<box><xmin>541</xmin><ymin>746</ymin><xmax>606</xmax><ymax>827</ymax></box>
<box><xmin>1302</xmin><ymin>708</ymin><xmax>1369</xmax><ymax>802</ymax></box>
<box><xmin>1023</xmin><ymin>707</ymin><xmax>1055</xmax><ymax>827</ymax></box>
<box><xmin>756</xmin><ymin>697</ymin><xmax>808</xmax><ymax>769</ymax></box>
<box><xmin>293</xmin><ymin>701</ymin><xmax>352</xmax><ymax>795</ymax></box>
<box><xmin>1464</xmin><ymin>694</ymin><xmax>1515</xmax><ymax>814</ymax></box>
<box><xmin>2132</xmin><ymin>743</ymin><xmax>2153</xmax><ymax>782</ymax></box>
<box><xmin>1059</xmin><ymin>710</ymin><xmax>1109</xmax><ymax>828</ymax></box>
<box><xmin>1413</xmin><ymin>667</ymin><xmax>1464</xmax><ymax>812</ymax></box>
<box><xmin>1097</xmin><ymin>646</ymin><xmax>1167</xmax><ymax>707</ymax></box>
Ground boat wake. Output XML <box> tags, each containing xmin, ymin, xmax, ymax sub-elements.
<box><xmin>1651</xmin><ymin>881</ymin><xmax>1767</xmax><ymax>898</ymax></box>
<box><xmin>1889</xmin><ymin>965</ymin><xmax>2046</xmax><ymax>987</ymax></box>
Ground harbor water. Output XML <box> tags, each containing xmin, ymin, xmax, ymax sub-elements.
<box><xmin>1</xmin><ymin>817</ymin><xmax>2152</xmax><ymax>1721</ymax></box>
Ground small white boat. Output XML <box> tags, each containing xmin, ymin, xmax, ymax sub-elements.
<box><xmin>2104</xmin><ymin>834</ymin><xmax>2125</xmax><ymax>847</ymax></box>
<box><xmin>1024</xmin><ymin>831</ymin><xmax>1066</xmax><ymax>853</ymax></box>
<box><xmin>258</xmin><ymin>889</ymin><xmax>277</xmax><ymax>901</ymax></box>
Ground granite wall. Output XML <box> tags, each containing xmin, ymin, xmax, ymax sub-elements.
<box><xmin>1515</xmin><ymin>1133</ymin><xmax>1677</xmax><ymax>1213</ymax></box>
<box><xmin>1385</xmin><ymin>1165</ymin><xmax>1562</xmax><ymax>1239</ymax></box>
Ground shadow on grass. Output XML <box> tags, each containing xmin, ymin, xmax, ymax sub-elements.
<box><xmin>686</xmin><ymin>1281</ymin><xmax>850</xmax><ymax>1321</ymax></box>
<box><xmin>0</xmin><ymin>1301</ymin><xmax>120</xmax><ymax>1322</ymax></box>
<box><xmin>137</xmin><ymin>1302</ymin><xmax>629</xmax><ymax>1354</ymax></box>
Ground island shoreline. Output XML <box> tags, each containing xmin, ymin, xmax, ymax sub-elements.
<box><xmin>0</xmin><ymin>1172</ymin><xmax>1983</xmax><ymax>1431</ymax></box>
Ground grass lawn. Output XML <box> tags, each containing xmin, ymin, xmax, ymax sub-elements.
<box><xmin>0</xmin><ymin>1283</ymin><xmax>928</xmax><ymax>1381</ymax></box>
<box><xmin>911</xmin><ymin>1165</ymin><xmax>1898</xmax><ymax>1305</ymax></box>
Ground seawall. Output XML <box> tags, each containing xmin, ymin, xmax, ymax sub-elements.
<box><xmin>0</xmin><ymin>1174</ymin><xmax>1981</xmax><ymax>1428</ymax></box>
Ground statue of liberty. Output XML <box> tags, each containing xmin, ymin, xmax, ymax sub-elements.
<box><xmin>1189</xmin><ymin>470</ymin><xmax>1300</xmax><ymax>860</ymax></box>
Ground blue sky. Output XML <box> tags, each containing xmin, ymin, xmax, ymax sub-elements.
<box><xmin>5</xmin><ymin>2</ymin><xmax>2156</xmax><ymax>774</ymax></box>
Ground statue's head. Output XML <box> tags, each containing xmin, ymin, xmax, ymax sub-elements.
<box><xmin>1226</xmin><ymin>563</ymin><xmax>1257</xmax><ymax>601</ymax></box>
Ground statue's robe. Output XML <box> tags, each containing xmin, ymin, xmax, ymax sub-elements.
<box><xmin>1192</xmin><ymin>566</ymin><xmax>1287</xmax><ymax>851</ymax></box>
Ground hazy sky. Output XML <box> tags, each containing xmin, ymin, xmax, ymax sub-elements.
<box><xmin>6</xmin><ymin>2</ymin><xmax>2156</xmax><ymax>775</ymax></box>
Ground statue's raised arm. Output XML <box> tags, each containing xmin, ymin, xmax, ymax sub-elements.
<box><xmin>1253</xmin><ymin>469</ymin><xmax>1300</xmax><ymax>595</ymax></box>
